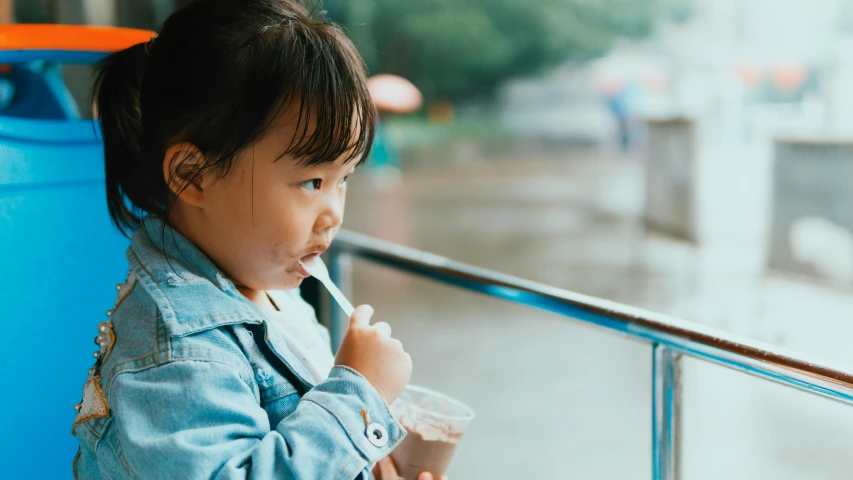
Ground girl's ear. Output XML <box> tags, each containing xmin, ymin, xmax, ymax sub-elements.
<box><xmin>162</xmin><ymin>142</ymin><xmax>209</xmax><ymax>208</ymax></box>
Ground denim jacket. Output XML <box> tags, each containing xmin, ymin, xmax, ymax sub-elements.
<box><xmin>72</xmin><ymin>217</ymin><xmax>405</xmax><ymax>479</ymax></box>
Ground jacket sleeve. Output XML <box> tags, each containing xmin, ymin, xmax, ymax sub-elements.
<box><xmin>109</xmin><ymin>360</ymin><xmax>405</xmax><ymax>480</ymax></box>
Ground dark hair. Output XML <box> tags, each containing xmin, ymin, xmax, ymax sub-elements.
<box><xmin>93</xmin><ymin>0</ymin><xmax>376</xmax><ymax>236</ymax></box>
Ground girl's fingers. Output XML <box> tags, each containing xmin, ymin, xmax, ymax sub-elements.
<box><xmin>373</xmin><ymin>321</ymin><xmax>392</xmax><ymax>337</ymax></box>
<box><xmin>349</xmin><ymin>305</ymin><xmax>374</xmax><ymax>328</ymax></box>
<box><xmin>375</xmin><ymin>456</ymin><xmax>398</xmax><ymax>479</ymax></box>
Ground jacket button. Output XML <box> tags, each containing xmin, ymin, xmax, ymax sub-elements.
<box><xmin>366</xmin><ymin>423</ymin><xmax>389</xmax><ymax>447</ymax></box>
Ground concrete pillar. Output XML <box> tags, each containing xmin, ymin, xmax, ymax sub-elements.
<box><xmin>82</xmin><ymin>0</ymin><xmax>116</xmax><ymax>26</ymax></box>
<box><xmin>644</xmin><ymin>118</ymin><xmax>698</xmax><ymax>241</ymax></box>
<box><xmin>769</xmin><ymin>137</ymin><xmax>853</xmax><ymax>282</ymax></box>
<box><xmin>49</xmin><ymin>0</ymin><xmax>86</xmax><ymax>24</ymax></box>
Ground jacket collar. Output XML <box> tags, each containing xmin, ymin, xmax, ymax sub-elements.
<box><xmin>127</xmin><ymin>216</ymin><xmax>317</xmax><ymax>389</ymax></box>
<box><xmin>128</xmin><ymin>216</ymin><xmax>263</xmax><ymax>337</ymax></box>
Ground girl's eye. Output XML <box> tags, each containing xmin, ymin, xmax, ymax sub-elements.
<box><xmin>340</xmin><ymin>175</ymin><xmax>350</xmax><ymax>186</ymax></box>
<box><xmin>300</xmin><ymin>179</ymin><xmax>322</xmax><ymax>191</ymax></box>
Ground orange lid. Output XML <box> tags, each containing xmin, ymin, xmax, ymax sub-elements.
<box><xmin>0</xmin><ymin>24</ymin><xmax>154</xmax><ymax>52</ymax></box>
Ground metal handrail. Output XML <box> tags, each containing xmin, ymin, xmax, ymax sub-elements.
<box><xmin>327</xmin><ymin>229</ymin><xmax>853</xmax><ymax>480</ymax></box>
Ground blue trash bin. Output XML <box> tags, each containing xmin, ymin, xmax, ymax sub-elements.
<box><xmin>0</xmin><ymin>26</ymin><xmax>153</xmax><ymax>478</ymax></box>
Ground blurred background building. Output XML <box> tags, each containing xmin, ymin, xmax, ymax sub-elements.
<box><xmin>5</xmin><ymin>0</ymin><xmax>853</xmax><ymax>478</ymax></box>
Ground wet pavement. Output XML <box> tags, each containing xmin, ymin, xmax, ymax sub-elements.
<box><xmin>343</xmin><ymin>154</ymin><xmax>853</xmax><ymax>479</ymax></box>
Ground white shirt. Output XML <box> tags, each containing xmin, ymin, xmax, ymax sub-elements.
<box><xmin>262</xmin><ymin>289</ymin><xmax>335</xmax><ymax>383</ymax></box>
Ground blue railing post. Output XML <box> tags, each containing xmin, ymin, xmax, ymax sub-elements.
<box><xmin>652</xmin><ymin>344</ymin><xmax>681</xmax><ymax>480</ymax></box>
<box><xmin>327</xmin><ymin>250</ymin><xmax>353</xmax><ymax>352</ymax></box>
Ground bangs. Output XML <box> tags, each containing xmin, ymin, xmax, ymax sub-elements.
<box><xmin>248</xmin><ymin>19</ymin><xmax>376</xmax><ymax>167</ymax></box>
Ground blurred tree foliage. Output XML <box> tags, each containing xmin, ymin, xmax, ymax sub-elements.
<box><xmin>327</xmin><ymin>0</ymin><xmax>693</xmax><ymax>101</ymax></box>
<box><xmin>14</xmin><ymin>0</ymin><xmax>52</xmax><ymax>23</ymax></box>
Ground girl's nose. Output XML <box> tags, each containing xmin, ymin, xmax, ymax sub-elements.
<box><xmin>315</xmin><ymin>194</ymin><xmax>344</xmax><ymax>234</ymax></box>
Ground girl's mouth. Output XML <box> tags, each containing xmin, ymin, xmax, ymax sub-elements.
<box><xmin>296</xmin><ymin>253</ymin><xmax>320</xmax><ymax>277</ymax></box>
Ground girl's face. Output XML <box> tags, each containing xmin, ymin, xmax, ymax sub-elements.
<box><xmin>172</xmin><ymin>111</ymin><xmax>357</xmax><ymax>293</ymax></box>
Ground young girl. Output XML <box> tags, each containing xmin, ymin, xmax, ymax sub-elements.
<box><xmin>71</xmin><ymin>1</ymin><xmax>442</xmax><ymax>478</ymax></box>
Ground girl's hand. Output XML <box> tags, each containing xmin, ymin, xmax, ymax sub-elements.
<box><xmin>334</xmin><ymin>305</ymin><xmax>412</xmax><ymax>404</ymax></box>
<box><xmin>373</xmin><ymin>456</ymin><xmax>448</xmax><ymax>480</ymax></box>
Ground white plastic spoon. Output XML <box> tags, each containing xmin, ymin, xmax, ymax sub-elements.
<box><xmin>299</xmin><ymin>256</ymin><xmax>355</xmax><ymax>317</ymax></box>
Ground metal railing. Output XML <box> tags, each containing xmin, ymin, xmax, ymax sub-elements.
<box><xmin>326</xmin><ymin>230</ymin><xmax>853</xmax><ymax>480</ymax></box>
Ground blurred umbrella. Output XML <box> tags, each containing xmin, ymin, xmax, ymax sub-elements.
<box><xmin>772</xmin><ymin>65</ymin><xmax>807</xmax><ymax>93</ymax></box>
<box><xmin>734</xmin><ymin>64</ymin><xmax>763</xmax><ymax>88</ymax></box>
<box><xmin>367</xmin><ymin>74</ymin><xmax>423</xmax><ymax>114</ymax></box>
